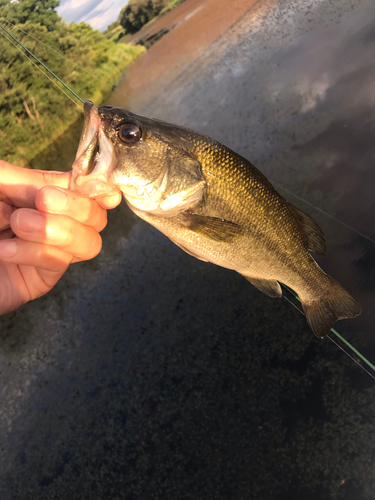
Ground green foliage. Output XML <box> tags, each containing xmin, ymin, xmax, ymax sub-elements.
<box><xmin>0</xmin><ymin>0</ymin><xmax>60</xmax><ymax>31</ymax></box>
<box><xmin>119</xmin><ymin>0</ymin><xmax>166</xmax><ymax>35</ymax></box>
<box><xmin>105</xmin><ymin>0</ymin><xmax>186</xmax><ymax>39</ymax></box>
<box><xmin>103</xmin><ymin>19</ymin><xmax>121</xmax><ymax>37</ymax></box>
<box><xmin>158</xmin><ymin>0</ymin><xmax>186</xmax><ymax>17</ymax></box>
<box><xmin>103</xmin><ymin>23</ymin><xmax>127</xmax><ymax>43</ymax></box>
<box><xmin>0</xmin><ymin>18</ymin><xmax>145</xmax><ymax>166</ymax></box>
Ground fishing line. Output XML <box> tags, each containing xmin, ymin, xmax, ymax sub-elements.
<box><xmin>283</xmin><ymin>293</ymin><xmax>375</xmax><ymax>381</ymax></box>
<box><xmin>0</xmin><ymin>29</ymin><xmax>81</xmax><ymax>108</ymax></box>
<box><xmin>0</xmin><ymin>22</ymin><xmax>83</xmax><ymax>104</ymax></box>
<box><xmin>328</xmin><ymin>334</ymin><xmax>375</xmax><ymax>382</ymax></box>
<box><xmin>1</xmin><ymin>21</ymin><xmax>374</xmax><ymax>381</ymax></box>
<box><xmin>281</xmin><ymin>284</ymin><xmax>375</xmax><ymax>380</ymax></box>
<box><xmin>0</xmin><ymin>18</ymin><xmax>133</xmax><ymax>103</ymax></box>
<box><xmin>274</xmin><ymin>182</ymin><xmax>375</xmax><ymax>246</ymax></box>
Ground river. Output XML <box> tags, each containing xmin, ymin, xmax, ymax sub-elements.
<box><xmin>3</xmin><ymin>0</ymin><xmax>375</xmax><ymax>498</ymax></box>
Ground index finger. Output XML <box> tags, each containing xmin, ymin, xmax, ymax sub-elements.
<box><xmin>0</xmin><ymin>160</ymin><xmax>71</xmax><ymax>208</ymax></box>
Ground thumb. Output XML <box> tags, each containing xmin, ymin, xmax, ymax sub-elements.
<box><xmin>0</xmin><ymin>160</ymin><xmax>71</xmax><ymax>208</ymax></box>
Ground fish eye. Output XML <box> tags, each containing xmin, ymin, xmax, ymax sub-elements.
<box><xmin>119</xmin><ymin>123</ymin><xmax>141</xmax><ymax>143</ymax></box>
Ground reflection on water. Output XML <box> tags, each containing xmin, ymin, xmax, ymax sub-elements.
<box><xmin>264</xmin><ymin>10</ymin><xmax>375</xmax><ymax>339</ymax></box>
<box><xmin>268</xmin><ymin>12</ymin><xmax>375</xmax><ymax>240</ymax></box>
<box><xmin>30</xmin><ymin>115</ymin><xmax>84</xmax><ymax>171</ymax></box>
<box><xmin>119</xmin><ymin>3</ymin><xmax>375</xmax><ymax>340</ymax></box>
<box><xmin>3</xmin><ymin>1</ymin><xmax>375</xmax><ymax>499</ymax></box>
<box><xmin>31</xmin><ymin>1</ymin><xmax>375</xmax><ymax>344</ymax></box>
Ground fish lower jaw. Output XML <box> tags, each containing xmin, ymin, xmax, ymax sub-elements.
<box><xmin>123</xmin><ymin>195</ymin><xmax>162</xmax><ymax>213</ymax></box>
<box><xmin>71</xmin><ymin>173</ymin><xmax>120</xmax><ymax>198</ymax></box>
<box><xmin>125</xmin><ymin>197</ymin><xmax>183</xmax><ymax>218</ymax></box>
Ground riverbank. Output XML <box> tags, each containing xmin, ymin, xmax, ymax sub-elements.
<box><xmin>0</xmin><ymin>23</ymin><xmax>145</xmax><ymax>169</ymax></box>
<box><xmin>29</xmin><ymin>43</ymin><xmax>145</xmax><ymax>169</ymax></box>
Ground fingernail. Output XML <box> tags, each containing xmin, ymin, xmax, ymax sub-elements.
<box><xmin>0</xmin><ymin>240</ymin><xmax>17</xmax><ymax>258</ymax></box>
<box><xmin>16</xmin><ymin>209</ymin><xmax>44</xmax><ymax>232</ymax></box>
<box><xmin>43</xmin><ymin>188</ymin><xmax>68</xmax><ymax>211</ymax></box>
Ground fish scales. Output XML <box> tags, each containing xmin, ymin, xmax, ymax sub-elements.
<box><xmin>70</xmin><ymin>100</ymin><xmax>361</xmax><ymax>338</ymax></box>
<box><xmin>185</xmin><ymin>135</ymin><xmax>314</xmax><ymax>282</ymax></box>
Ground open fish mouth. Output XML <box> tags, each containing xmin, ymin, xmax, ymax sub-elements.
<box><xmin>70</xmin><ymin>100</ymin><xmax>170</xmax><ymax>206</ymax></box>
<box><xmin>70</xmin><ymin>100</ymin><xmax>120</xmax><ymax>198</ymax></box>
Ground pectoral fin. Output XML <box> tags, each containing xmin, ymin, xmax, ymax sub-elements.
<box><xmin>179</xmin><ymin>211</ymin><xmax>242</xmax><ymax>243</ymax></box>
<box><xmin>243</xmin><ymin>276</ymin><xmax>282</xmax><ymax>298</ymax></box>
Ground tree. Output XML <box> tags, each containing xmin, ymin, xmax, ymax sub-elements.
<box><xmin>0</xmin><ymin>0</ymin><xmax>60</xmax><ymax>31</ymax></box>
<box><xmin>0</xmin><ymin>19</ymin><xmax>145</xmax><ymax>165</ymax></box>
<box><xmin>119</xmin><ymin>0</ymin><xmax>166</xmax><ymax>35</ymax></box>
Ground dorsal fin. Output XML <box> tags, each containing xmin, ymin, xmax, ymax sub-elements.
<box><xmin>287</xmin><ymin>203</ymin><xmax>327</xmax><ymax>255</ymax></box>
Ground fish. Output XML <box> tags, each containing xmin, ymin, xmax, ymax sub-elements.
<box><xmin>70</xmin><ymin>100</ymin><xmax>361</xmax><ymax>338</ymax></box>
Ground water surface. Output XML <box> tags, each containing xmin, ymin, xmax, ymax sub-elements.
<box><xmin>2</xmin><ymin>1</ymin><xmax>375</xmax><ymax>499</ymax></box>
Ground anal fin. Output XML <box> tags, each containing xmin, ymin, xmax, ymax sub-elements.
<box><xmin>243</xmin><ymin>276</ymin><xmax>282</xmax><ymax>298</ymax></box>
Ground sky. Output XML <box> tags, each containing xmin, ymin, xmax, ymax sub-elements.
<box><xmin>57</xmin><ymin>0</ymin><xmax>128</xmax><ymax>32</ymax></box>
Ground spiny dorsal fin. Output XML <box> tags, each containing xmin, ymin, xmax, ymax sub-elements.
<box><xmin>287</xmin><ymin>203</ymin><xmax>327</xmax><ymax>255</ymax></box>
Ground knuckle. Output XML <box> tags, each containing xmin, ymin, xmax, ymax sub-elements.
<box><xmin>39</xmin><ymin>170</ymin><xmax>67</xmax><ymax>190</ymax></box>
<box><xmin>81</xmin><ymin>201</ymin><xmax>94</xmax><ymax>223</ymax></box>
<box><xmin>40</xmin><ymin>171</ymin><xmax>50</xmax><ymax>185</ymax></box>
<box><xmin>80</xmin><ymin>199</ymin><xmax>107</xmax><ymax>232</ymax></box>
<box><xmin>45</xmin><ymin>215</ymin><xmax>73</xmax><ymax>247</ymax></box>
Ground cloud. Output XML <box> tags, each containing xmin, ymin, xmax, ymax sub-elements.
<box><xmin>266</xmin><ymin>6</ymin><xmax>375</xmax><ymax>116</ymax></box>
<box><xmin>57</xmin><ymin>0</ymin><xmax>127</xmax><ymax>31</ymax></box>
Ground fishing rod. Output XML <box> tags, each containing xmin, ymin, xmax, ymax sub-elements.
<box><xmin>0</xmin><ymin>21</ymin><xmax>374</xmax><ymax>380</ymax></box>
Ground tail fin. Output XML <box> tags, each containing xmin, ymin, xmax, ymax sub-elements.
<box><xmin>301</xmin><ymin>279</ymin><xmax>361</xmax><ymax>338</ymax></box>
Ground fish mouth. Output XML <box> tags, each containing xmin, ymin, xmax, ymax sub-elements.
<box><xmin>70</xmin><ymin>100</ymin><xmax>120</xmax><ymax>198</ymax></box>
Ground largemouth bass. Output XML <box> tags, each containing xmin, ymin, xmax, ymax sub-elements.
<box><xmin>70</xmin><ymin>100</ymin><xmax>361</xmax><ymax>338</ymax></box>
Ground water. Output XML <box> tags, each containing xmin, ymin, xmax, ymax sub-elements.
<box><xmin>2</xmin><ymin>0</ymin><xmax>375</xmax><ymax>498</ymax></box>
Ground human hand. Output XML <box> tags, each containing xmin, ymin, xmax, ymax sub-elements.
<box><xmin>0</xmin><ymin>161</ymin><xmax>122</xmax><ymax>315</ymax></box>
